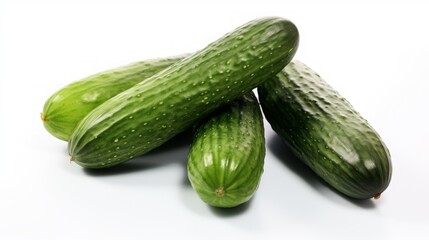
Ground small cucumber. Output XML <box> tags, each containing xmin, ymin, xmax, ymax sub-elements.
<box><xmin>68</xmin><ymin>17</ymin><xmax>299</xmax><ymax>168</ymax></box>
<box><xmin>258</xmin><ymin>60</ymin><xmax>392</xmax><ymax>199</ymax></box>
<box><xmin>42</xmin><ymin>56</ymin><xmax>185</xmax><ymax>141</ymax></box>
<box><xmin>187</xmin><ymin>92</ymin><xmax>265</xmax><ymax>208</ymax></box>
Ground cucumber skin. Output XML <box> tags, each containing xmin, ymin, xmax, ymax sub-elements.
<box><xmin>42</xmin><ymin>56</ymin><xmax>185</xmax><ymax>141</ymax></box>
<box><xmin>258</xmin><ymin>61</ymin><xmax>392</xmax><ymax>199</ymax></box>
<box><xmin>187</xmin><ymin>92</ymin><xmax>265</xmax><ymax>208</ymax></box>
<box><xmin>68</xmin><ymin>17</ymin><xmax>299</xmax><ymax>168</ymax></box>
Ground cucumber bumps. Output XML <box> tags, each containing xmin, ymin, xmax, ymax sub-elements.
<box><xmin>188</xmin><ymin>92</ymin><xmax>265</xmax><ymax>208</ymax></box>
<box><xmin>68</xmin><ymin>17</ymin><xmax>299</xmax><ymax>168</ymax></box>
<box><xmin>258</xmin><ymin>61</ymin><xmax>392</xmax><ymax>199</ymax></box>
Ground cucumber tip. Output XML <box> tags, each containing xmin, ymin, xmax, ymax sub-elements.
<box><xmin>215</xmin><ymin>187</ymin><xmax>225</xmax><ymax>197</ymax></box>
<box><xmin>373</xmin><ymin>193</ymin><xmax>381</xmax><ymax>200</ymax></box>
<box><xmin>40</xmin><ymin>112</ymin><xmax>47</xmax><ymax>123</ymax></box>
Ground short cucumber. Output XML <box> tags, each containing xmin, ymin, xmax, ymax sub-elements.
<box><xmin>68</xmin><ymin>17</ymin><xmax>299</xmax><ymax>168</ymax></box>
<box><xmin>42</xmin><ymin>56</ymin><xmax>185</xmax><ymax>141</ymax></box>
<box><xmin>258</xmin><ymin>60</ymin><xmax>392</xmax><ymax>199</ymax></box>
<box><xmin>187</xmin><ymin>92</ymin><xmax>265</xmax><ymax>208</ymax></box>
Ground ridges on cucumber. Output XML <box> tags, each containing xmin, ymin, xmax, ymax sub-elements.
<box><xmin>258</xmin><ymin>60</ymin><xmax>392</xmax><ymax>199</ymax></box>
<box><xmin>188</xmin><ymin>92</ymin><xmax>265</xmax><ymax>208</ymax></box>
<box><xmin>68</xmin><ymin>17</ymin><xmax>299</xmax><ymax>168</ymax></box>
<box><xmin>42</xmin><ymin>55</ymin><xmax>186</xmax><ymax>141</ymax></box>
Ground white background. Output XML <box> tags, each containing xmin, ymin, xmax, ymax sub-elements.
<box><xmin>1</xmin><ymin>0</ymin><xmax>428</xmax><ymax>239</ymax></box>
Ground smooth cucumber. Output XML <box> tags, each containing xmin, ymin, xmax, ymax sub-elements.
<box><xmin>68</xmin><ymin>17</ymin><xmax>299</xmax><ymax>168</ymax></box>
<box><xmin>258</xmin><ymin>60</ymin><xmax>392</xmax><ymax>199</ymax></box>
<box><xmin>42</xmin><ymin>56</ymin><xmax>185</xmax><ymax>141</ymax></box>
<box><xmin>188</xmin><ymin>92</ymin><xmax>265</xmax><ymax>208</ymax></box>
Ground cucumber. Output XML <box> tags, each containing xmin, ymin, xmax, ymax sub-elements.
<box><xmin>68</xmin><ymin>17</ymin><xmax>299</xmax><ymax>168</ymax></box>
<box><xmin>42</xmin><ymin>55</ymin><xmax>186</xmax><ymax>141</ymax></box>
<box><xmin>187</xmin><ymin>92</ymin><xmax>265</xmax><ymax>208</ymax></box>
<box><xmin>258</xmin><ymin>60</ymin><xmax>392</xmax><ymax>199</ymax></box>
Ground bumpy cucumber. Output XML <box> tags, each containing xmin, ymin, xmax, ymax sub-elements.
<box><xmin>68</xmin><ymin>17</ymin><xmax>299</xmax><ymax>168</ymax></box>
<box><xmin>42</xmin><ymin>56</ymin><xmax>185</xmax><ymax>141</ymax></box>
<box><xmin>258</xmin><ymin>60</ymin><xmax>392</xmax><ymax>199</ymax></box>
<box><xmin>188</xmin><ymin>92</ymin><xmax>265</xmax><ymax>208</ymax></box>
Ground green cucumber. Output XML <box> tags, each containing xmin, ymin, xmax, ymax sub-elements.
<box><xmin>187</xmin><ymin>92</ymin><xmax>265</xmax><ymax>208</ymax></box>
<box><xmin>258</xmin><ymin>60</ymin><xmax>392</xmax><ymax>199</ymax></box>
<box><xmin>68</xmin><ymin>17</ymin><xmax>299</xmax><ymax>168</ymax></box>
<box><xmin>42</xmin><ymin>55</ymin><xmax>186</xmax><ymax>141</ymax></box>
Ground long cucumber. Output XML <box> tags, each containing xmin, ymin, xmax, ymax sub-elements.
<box><xmin>258</xmin><ymin>60</ymin><xmax>392</xmax><ymax>199</ymax></box>
<box><xmin>42</xmin><ymin>56</ymin><xmax>186</xmax><ymax>141</ymax></box>
<box><xmin>68</xmin><ymin>17</ymin><xmax>299</xmax><ymax>168</ymax></box>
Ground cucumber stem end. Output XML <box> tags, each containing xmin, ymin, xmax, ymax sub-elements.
<box><xmin>374</xmin><ymin>193</ymin><xmax>381</xmax><ymax>200</ymax></box>
<box><xmin>215</xmin><ymin>187</ymin><xmax>225</xmax><ymax>197</ymax></box>
<box><xmin>40</xmin><ymin>112</ymin><xmax>48</xmax><ymax>123</ymax></box>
